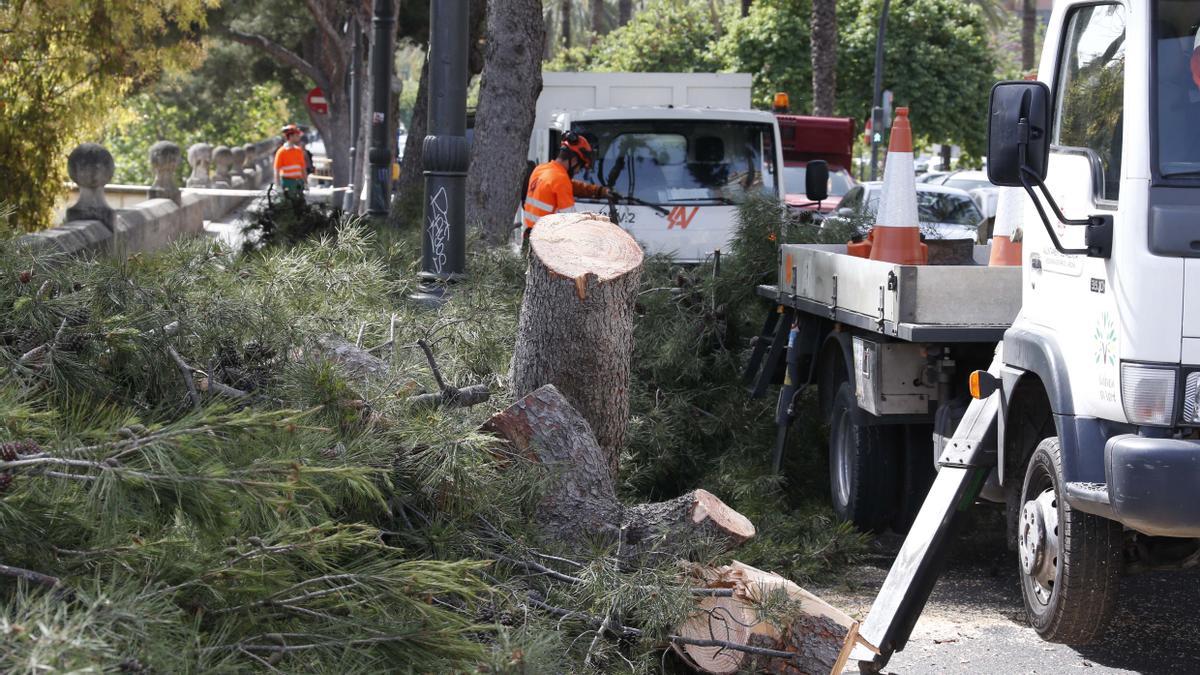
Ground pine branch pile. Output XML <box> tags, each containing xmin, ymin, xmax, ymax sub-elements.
<box><xmin>1</xmin><ymin>198</ymin><xmax>871</xmax><ymax>672</ymax></box>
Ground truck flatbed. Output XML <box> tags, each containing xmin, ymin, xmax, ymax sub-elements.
<box><xmin>764</xmin><ymin>243</ymin><xmax>1022</xmax><ymax>343</ymax></box>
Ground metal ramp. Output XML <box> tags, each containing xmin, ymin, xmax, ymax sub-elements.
<box><xmin>851</xmin><ymin>358</ymin><xmax>1003</xmax><ymax>669</ymax></box>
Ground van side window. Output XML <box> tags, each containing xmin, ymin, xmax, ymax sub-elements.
<box><xmin>1053</xmin><ymin>3</ymin><xmax>1126</xmax><ymax>201</ymax></box>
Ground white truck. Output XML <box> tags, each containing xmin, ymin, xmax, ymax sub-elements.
<box><xmin>745</xmin><ymin>0</ymin><xmax>1200</xmax><ymax>668</ymax></box>
<box><xmin>527</xmin><ymin>73</ymin><xmax>785</xmax><ymax>262</ymax></box>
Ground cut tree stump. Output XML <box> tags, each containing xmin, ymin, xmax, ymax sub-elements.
<box><xmin>510</xmin><ymin>213</ymin><xmax>644</xmax><ymax>480</ymax></box>
<box><xmin>674</xmin><ymin>561</ymin><xmax>876</xmax><ymax>674</ymax></box>
<box><xmin>483</xmin><ymin>385</ymin><xmax>753</xmax><ymax>559</ymax></box>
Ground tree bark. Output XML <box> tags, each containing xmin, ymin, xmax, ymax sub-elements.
<box><xmin>741</xmin><ymin>0</ymin><xmax>752</xmax><ymax>18</ymax></box>
<box><xmin>618</xmin><ymin>0</ymin><xmax>633</xmax><ymax>26</ymax></box>
<box><xmin>467</xmin><ymin>0</ymin><xmax>546</xmax><ymax>245</ymax></box>
<box><xmin>483</xmin><ymin>385</ymin><xmax>754</xmax><ymax>559</ymax></box>
<box><xmin>1021</xmin><ymin>0</ymin><xmax>1037</xmax><ymax>72</ymax></box>
<box><xmin>510</xmin><ymin>214</ymin><xmax>644</xmax><ymax>476</ymax></box>
<box><xmin>560</xmin><ymin>0</ymin><xmax>572</xmax><ymax>49</ymax></box>
<box><xmin>810</xmin><ymin>0</ymin><xmax>837</xmax><ymax>117</ymax></box>
<box><xmin>675</xmin><ymin>561</ymin><xmax>869</xmax><ymax>674</ymax></box>
<box><xmin>393</xmin><ymin>56</ymin><xmax>430</xmax><ymax>216</ymax></box>
<box><xmin>591</xmin><ymin>0</ymin><xmax>606</xmax><ymax>39</ymax></box>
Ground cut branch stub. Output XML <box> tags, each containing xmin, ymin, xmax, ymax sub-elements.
<box><xmin>622</xmin><ymin>489</ymin><xmax>756</xmax><ymax>562</ymax></box>
<box><xmin>510</xmin><ymin>213</ymin><xmax>645</xmax><ymax>480</ymax></box>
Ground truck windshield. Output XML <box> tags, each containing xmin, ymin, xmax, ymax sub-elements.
<box><xmin>1154</xmin><ymin>1</ymin><xmax>1200</xmax><ymax>183</ymax></box>
<box><xmin>572</xmin><ymin>120</ymin><xmax>778</xmax><ymax>206</ymax></box>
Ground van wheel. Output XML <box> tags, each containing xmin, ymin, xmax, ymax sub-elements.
<box><xmin>893</xmin><ymin>424</ymin><xmax>936</xmax><ymax>534</ymax></box>
<box><xmin>828</xmin><ymin>382</ymin><xmax>899</xmax><ymax>532</ymax></box>
<box><xmin>1018</xmin><ymin>437</ymin><xmax>1122</xmax><ymax>644</ymax></box>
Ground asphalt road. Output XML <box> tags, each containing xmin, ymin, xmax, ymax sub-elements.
<box><xmin>812</xmin><ymin>513</ymin><xmax>1200</xmax><ymax>674</ymax></box>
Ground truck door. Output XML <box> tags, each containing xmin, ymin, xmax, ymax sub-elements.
<box><xmin>1022</xmin><ymin>2</ymin><xmax>1127</xmax><ymax>420</ymax></box>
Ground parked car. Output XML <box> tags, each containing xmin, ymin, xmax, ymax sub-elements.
<box><xmin>783</xmin><ymin>161</ymin><xmax>856</xmax><ymax>213</ymax></box>
<box><xmin>924</xmin><ymin>169</ymin><xmax>994</xmax><ymax>193</ymax></box>
<box><xmin>830</xmin><ymin>182</ymin><xmax>984</xmax><ymax>240</ymax></box>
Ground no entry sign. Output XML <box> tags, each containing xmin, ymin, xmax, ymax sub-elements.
<box><xmin>306</xmin><ymin>88</ymin><xmax>329</xmax><ymax>116</ymax></box>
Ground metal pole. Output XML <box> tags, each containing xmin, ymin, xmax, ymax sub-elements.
<box><xmin>868</xmin><ymin>0</ymin><xmax>891</xmax><ymax>182</ymax></box>
<box><xmin>414</xmin><ymin>0</ymin><xmax>468</xmax><ymax>304</ymax></box>
<box><xmin>367</xmin><ymin>0</ymin><xmax>394</xmax><ymax>216</ymax></box>
<box><xmin>343</xmin><ymin>17</ymin><xmax>362</xmax><ymax>213</ymax></box>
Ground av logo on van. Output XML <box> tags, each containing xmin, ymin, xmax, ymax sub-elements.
<box><xmin>666</xmin><ymin>206</ymin><xmax>699</xmax><ymax>229</ymax></box>
<box><xmin>1094</xmin><ymin>312</ymin><xmax>1117</xmax><ymax>366</ymax></box>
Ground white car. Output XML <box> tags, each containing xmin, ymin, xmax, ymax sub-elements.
<box><xmin>924</xmin><ymin>169</ymin><xmax>994</xmax><ymax>193</ymax></box>
<box><xmin>831</xmin><ymin>182</ymin><xmax>984</xmax><ymax>240</ymax></box>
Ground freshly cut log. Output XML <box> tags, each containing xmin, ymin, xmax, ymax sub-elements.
<box><xmin>483</xmin><ymin>385</ymin><xmax>752</xmax><ymax>559</ymax></box>
<box><xmin>674</xmin><ymin>561</ymin><xmax>876</xmax><ymax>674</ymax></box>
<box><xmin>510</xmin><ymin>213</ymin><xmax>644</xmax><ymax>480</ymax></box>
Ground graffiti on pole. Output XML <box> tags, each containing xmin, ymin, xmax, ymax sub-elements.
<box><xmin>427</xmin><ymin>187</ymin><xmax>449</xmax><ymax>274</ymax></box>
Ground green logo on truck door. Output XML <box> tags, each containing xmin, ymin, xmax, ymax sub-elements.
<box><xmin>1094</xmin><ymin>312</ymin><xmax>1117</xmax><ymax>366</ymax></box>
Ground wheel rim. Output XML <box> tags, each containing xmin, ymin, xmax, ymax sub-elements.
<box><xmin>1019</xmin><ymin>480</ymin><xmax>1061</xmax><ymax>606</ymax></box>
<box><xmin>831</xmin><ymin>406</ymin><xmax>852</xmax><ymax>508</ymax></box>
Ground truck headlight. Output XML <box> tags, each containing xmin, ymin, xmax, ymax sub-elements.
<box><xmin>1183</xmin><ymin>372</ymin><xmax>1200</xmax><ymax>424</ymax></box>
<box><xmin>1121</xmin><ymin>363</ymin><xmax>1176</xmax><ymax>427</ymax></box>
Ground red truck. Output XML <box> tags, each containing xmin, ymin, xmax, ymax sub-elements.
<box><xmin>772</xmin><ymin>99</ymin><xmax>856</xmax><ymax>214</ymax></box>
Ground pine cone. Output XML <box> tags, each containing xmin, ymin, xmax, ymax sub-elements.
<box><xmin>0</xmin><ymin>442</ymin><xmax>17</xmax><ymax>462</ymax></box>
<box><xmin>0</xmin><ymin>472</ymin><xmax>13</xmax><ymax>492</ymax></box>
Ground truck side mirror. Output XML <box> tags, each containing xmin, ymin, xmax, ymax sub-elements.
<box><xmin>805</xmin><ymin>160</ymin><xmax>829</xmax><ymax>202</ymax></box>
<box><xmin>986</xmin><ymin>81</ymin><xmax>1051</xmax><ymax>187</ymax></box>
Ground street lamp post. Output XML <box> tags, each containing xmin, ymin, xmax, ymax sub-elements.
<box><xmin>344</xmin><ymin>16</ymin><xmax>362</xmax><ymax>213</ymax></box>
<box><xmin>367</xmin><ymin>0</ymin><xmax>394</xmax><ymax>215</ymax></box>
<box><xmin>868</xmin><ymin>0</ymin><xmax>891</xmax><ymax>181</ymax></box>
<box><xmin>413</xmin><ymin>0</ymin><xmax>468</xmax><ymax>305</ymax></box>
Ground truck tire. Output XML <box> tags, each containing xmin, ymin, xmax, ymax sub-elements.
<box><xmin>828</xmin><ymin>382</ymin><xmax>899</xmax><ymax>532</ymax></box>
<box><xmin>893</xmin><ymin>424</ymin><xmax>936</xmax><ymax>534</ymax></box>
<box><xmin>1017</xmin><ymin>437</ymin><xmax>1122</xmax><ymax>644</ymax></box>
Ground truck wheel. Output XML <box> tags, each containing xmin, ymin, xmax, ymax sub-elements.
<box><xmin>1018</xmin><ymin>437</ymin><xmax>1122</xmax><ymax>644</ymax></box>
<box><xmin>893</xmin><ymin>424</ymin><xmax>936</xmax><ymax>534</ymax></box>
<box><xmin>828</xmin><ymin>382</ymin><xmax>899</xmax><ymax>532</ymax></box>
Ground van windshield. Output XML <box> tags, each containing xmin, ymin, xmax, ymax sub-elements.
<box><xmin>572</xmin><ymin>120</ymin><xmax>778</xmax><ymax>206</ymax></box>
<box><xmin>1154</xmin><ymin>1</ymin><xmax>1200</xmax><ymax>183</ymax></box>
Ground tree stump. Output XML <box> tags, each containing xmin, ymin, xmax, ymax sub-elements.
<box><xmin>510</xmin><ymin>213</ymin><xmax>644</xmax><ymax>480</ymax></box>
<box><xmin>483</xmin><ymin>385</ymin><xmax>753</xmax><ymax>559</ymax></box>
<box><xmin>674</xmin><ymin>561</ymin><xmax>874</xmax><ymax>674</ymax></box>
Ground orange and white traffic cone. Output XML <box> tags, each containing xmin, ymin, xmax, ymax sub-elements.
<box><xmin>868</xmin><ymin>107</ymin><xmax>927</xmax><ymax>265</ymax></box>
<box><xmin>988</xmin><ymin>187</ymin><xmax>1023</xmax><ymax>266</ymax></box>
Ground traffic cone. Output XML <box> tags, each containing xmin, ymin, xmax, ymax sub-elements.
<box><xmin>868</xmin><ymin>108</ymin><xmax>927</xmax><ymax>265</ymax></box>
<box><xmin>988</xmin><ymin>187</ymin><xmax>1023</xmax><ymax>266</ymax></box>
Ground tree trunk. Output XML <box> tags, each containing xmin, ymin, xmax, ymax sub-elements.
<box><xmin>483</xmin><ymin>385</ymin><xmax>754</xmax><ymax>559</ymax></box>
<box><xmin>591</xmin><ymin>0</ymin><xmax>605</xmax><ymax>39</ymax></box>
<box><xmin>1021</xmin><ymin>0</ymin><xmax>1036</xmax><ymax>72</ymax></box>
<box><xmin>391</xmin><ymin>56</ymin><xmax>430</xmax><ymax>219</ymax></box>
<box><xmin>467</xmin><ymin>0</ymin><xmax>546</xmax><ymax>245</ymax></box>
<box><xmin>741</xmin><ymin>0</ymin><xmax>752</xmax><ymax>18</ymax></box>
<box><xmin>310</xmin><ymin>100</ymin><xmax>352</xmax><ymax>188</ymax></box>
<box><xmin>510</xmin><ymin>213</ymin><xmax>644</xmax><ymax>475</ymax></box>
<box><xmin>618</xmin><ymin>0</ymin><xmax>632</xmax><ymax>26</ymax></box>
<box><xmin>940</xmin><ymin>143</ymin><xmax>952</xmax><ymax>171</ymax></box>
<box><xmin>560</xmin><ymin>0</ymin><xmax>572</xmax><ymax>49</ymax></box>
<box><xmin>675</xmin><ymin>561</ymin><xmax>871</xmax><ymax>674</ymax></box>
<box><xmin>810</xmin><ymin>0</ymin><xmax>837</xmax><ymax>117</ymax></box>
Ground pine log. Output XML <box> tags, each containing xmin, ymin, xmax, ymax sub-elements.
<box><xmin>314</xmin><ymin>335</ymin><xmax>392</xmax><ymax>381</ymax></box>
<box><xmin>483</xmin><ymin>385</ymin><xmax>753</xmax><ymax>559</ymax></box>
<box><xmin>510</xmin><ymin>213</ymin><xmax>644</xmax><ymax>480</ymax></box>
<box><xmin>674</xmin><ymin>561</ymin><xmax>874</xmax><ymax>675</ymax></box>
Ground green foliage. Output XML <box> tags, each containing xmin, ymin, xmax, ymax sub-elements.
<box><xmin>839</xmin><ymin>0</ymin><xmax>998</xmax><ymax>158</ymax></box>
<box><xmin>712</xmin><ymin>0</ymin><xmax>817</xmax><ymax>110</ymax></box>
<box><xmin>0</xmin><ymin>0</ymin><xmax>214</xmax><ymax>234</ymax></box>
<box><xmin>547</xmin><ymin>0</ymin><xmax>722</xmax><ymax>73</ymax></box>
<box><xmin>241</xmin><ymin>187</ymin><xmax>345</xmax><ymax>250</ymax></box>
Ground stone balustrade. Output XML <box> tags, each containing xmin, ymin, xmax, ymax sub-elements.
<box><xmin>24</xmin><ymin>137</ymin><xmax>279</xmax><ymax>257</ymax></box>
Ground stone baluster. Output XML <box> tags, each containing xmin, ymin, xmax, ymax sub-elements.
<box><xmin>229</xmin><ymin>147</ymin><xmax>246</xmax><ymax>188</ymax></box>
<box><xmin>241</xmin><ymin>143</ymin><xmax>258</xmax><ymax>186</ymax></box>
<box><xmin>211</xmin><ymin>145</ymin><xmax>233</xmax><ymax>188</ymax></box>
<box><xmin>66</xmin><ymin>143</ymin><xmax>115</xmax><ymax>231</ymax></box>
<box><xmin>148</xmin><ymin>141</ymin><xmax>182</xmax><ymax>205</ymax></box>
<box><xmin>185</xmin><ymin>143</ymin><xmax>212</xmax><ymax>188</ymax></box>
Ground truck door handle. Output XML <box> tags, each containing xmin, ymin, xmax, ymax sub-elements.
<box><xmin>1030</xmin><ymin>254</ymin><xmax>1042</xmax><ymax>270</ymax></box>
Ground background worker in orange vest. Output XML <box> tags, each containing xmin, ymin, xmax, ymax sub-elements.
<box><xmin>521</xmin><ymin>132</ymin><xmax>609</xmax><ymax>243</ymax></box>
<box><xmin>274</xmin><ymin>124</ymin><xmax>307</xmax><ymax>197</ymax></box>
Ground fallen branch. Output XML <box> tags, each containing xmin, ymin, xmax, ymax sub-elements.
<box><xmin>167</xmin><ymin>346</ymin><xmax>202</xmax><ymax>410</ymax></box>
<box><xmin>0</xmin><ymin>562</ymin><xmax>61</xmax><ymax>588</ymax></box>
<box><xmin>406</xmin><ymin>340</ymin><xmax>489</xmax><ymax>410</ymax></box>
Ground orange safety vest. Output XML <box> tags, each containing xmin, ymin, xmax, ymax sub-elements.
<box><xmin>522</xmin><ymin>161</ymin><xmax>606</xmax><ymax>229</ymax></box>
<box><xmin>274</xmin><ymin>145</ymin><xmax>307</xmax><ymax>180</ymax></box>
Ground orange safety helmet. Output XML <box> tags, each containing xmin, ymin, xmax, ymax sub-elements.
<box><xmin>281</xmin><ymin>124</ymin><xmax>302</xmax><ymax>138</ymax></box>
<box><xmin>561</xmin><ymin>131</ymin><xmax>593</xmax><ymax>169</ymax></box>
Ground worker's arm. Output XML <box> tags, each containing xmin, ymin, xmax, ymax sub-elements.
<box><xmin>554</xmin><ymin>177</ymin><xmax>577</xmax><ymax>214</ymax></box>
<box><xmin>571</xmin><ymin>180</ymin><xmax>609</xmax><ymax>200</ymax></box>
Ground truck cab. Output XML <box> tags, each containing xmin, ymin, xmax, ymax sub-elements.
<box><xmin>985</xmin><ymin>0</ymin><xmax>1200</xmax><ymax>644</ymax></box>
<box><xmin>537</xmin><ymin>107</ymin><xmax>785</xmax><ymax>263</ymax></box>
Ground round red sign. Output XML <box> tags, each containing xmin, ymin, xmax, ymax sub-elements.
<box><xmin>306</xmin><ymin>88</ymin><xmax>329</xmax><ymax>116</ymax></box>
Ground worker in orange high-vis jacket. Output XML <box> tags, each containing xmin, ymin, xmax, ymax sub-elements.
<box><xmin>521</xmin><ymin>132</ymin><xmax>609</xmax><ymax>244</ymax></box>
<box><xmin>274</xmin><ymin>124</ymin><xmax>307</xmax><ymax>197</ymax></box>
